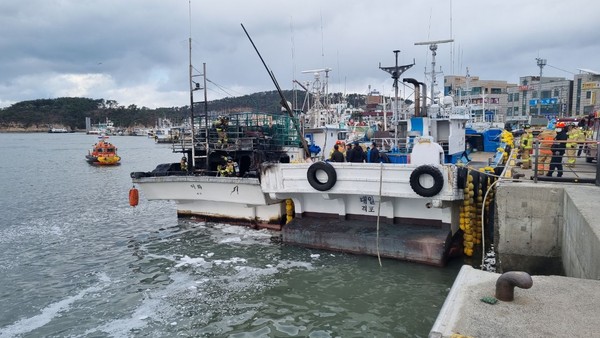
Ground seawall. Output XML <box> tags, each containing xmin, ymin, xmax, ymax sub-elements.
<box><xmin>429</xmin><ymin>182</ymin><xmax>600</xmax><ymax>337</ymax></box>
<box><xmin>495</xmin><ymin>182</ymin><xmax>600</xmax><ymax>278</ymax></box>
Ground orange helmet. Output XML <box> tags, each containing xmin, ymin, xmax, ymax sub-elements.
<box><xmin>556</xmin><ymin>122</ymin><xmax>566</xmax><ymax>128</ymax></box>
<box><xmin>335</xmin><ymin>140</ymin><xmax>343</xmax><ymax>144</ymax></box>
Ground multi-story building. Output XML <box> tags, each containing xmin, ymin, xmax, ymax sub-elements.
<box><xmin>444</xmin><ymin>74</ymin><xmax>515</xmax><ymax>123</ymax></box>
<box><xmin>572</xmin><ymin>70</ymin><xmax>600</xmax><ymax>117</ymax></box>
<box><xmin>506</xmin><ymin>76</ymin><xmax>572</xmax><ymax>122</ymax></box>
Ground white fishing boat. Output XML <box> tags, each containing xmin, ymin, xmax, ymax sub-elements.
<box><xmin>131</xmin><ymin>34</ymin><xmax>479</xmax><ymax>265</ymax></box>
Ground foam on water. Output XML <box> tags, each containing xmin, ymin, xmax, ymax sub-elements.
<box><xmin>0</xmin><ymin>280</ymin><xmax>106</xmax><ymax>338</ymax></box>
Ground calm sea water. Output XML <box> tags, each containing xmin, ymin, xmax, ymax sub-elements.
<box><xmin>0</xmin><ymin>133</ymin><xmax>462</xmax><ymax>338</ymax></box>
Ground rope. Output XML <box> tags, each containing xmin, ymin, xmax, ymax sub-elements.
<box><xmin>376</xmin><ymin>162</ymin><xmax>384</xmax><ymax>267</ymax></box>
<box><xmin>480</xmin><ymin>177</ymin><xmax>502</xmax><ymax>270</ymax></box>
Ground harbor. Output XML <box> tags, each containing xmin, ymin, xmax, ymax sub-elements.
<box><xmin>0</xmin><ymin>133</ymin><xmax>463</xmax><ymax>337</ymax></box>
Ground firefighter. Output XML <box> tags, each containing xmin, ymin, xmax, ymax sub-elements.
<box><xmin>519</xmin><ymin>124</ymin><xmax>534</xmax><ymax>169</ymax></box>
<box><xmin>214</xmin><ymin>116</ymin><xmax>229</xmax><ymax>148</ymax></box>
<box><xmin>576</xmin><ymin>125</ymin><xmax>587</xmax><ymax>157</ymax></box>
<box><xmin>180</xmin><ymin>156</ymin><xmax>188</xmax><ymax>172</ymax></box>
<box><xmin>565</xmin><ymin>124</ymin><xmax>578</xmax><ymax>168</ymax></box>
<box><xmin>536</xmin><ymin>125</ymin><xmax>557</xmax><ymax>175</ymax></box>
<box><xmin>217</xmin><ymin>157</ymin><xmax>236</xmax><ymax>177</ymax></box>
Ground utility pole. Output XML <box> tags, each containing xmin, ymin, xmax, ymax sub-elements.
<box><xmin>536</xmin><ymin>58</ymin><xmax>546</xmax><ymax>117</ymax></box>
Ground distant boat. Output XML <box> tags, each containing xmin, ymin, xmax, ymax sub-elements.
<box><xmin>48</xmin><ymin>127</ymin><xmax>68</xmax><ymax>133</ymax></box>
<box><xmin>86</xmin><ymin>136</ymin><xmax>121</xmax><ymax>166</ymax></box>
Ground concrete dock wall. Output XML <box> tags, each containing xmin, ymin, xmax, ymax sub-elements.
<box><xmin>495</xmin><ymin>182</ymin><xmax>600</xmax><ymax>278</ymax></box>
<box><xmin>562</xmin><ymin>186</ymin><xmax>600</xmax><ymax>279</ymax></box>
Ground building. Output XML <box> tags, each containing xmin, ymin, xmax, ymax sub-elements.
<box><xmin>573</xmin><ymin>70</ymin><xmax>600</xmax><ymax>117</ymax></box>
<box><xmin>506</xmin><ymin>76</ymin><xmax>572</xmax><ymax>123</ymax></box>
<box><xmin>444</xmin><ymin>73</ymin><xmax>515</xmax><ymax>124</ymax></box>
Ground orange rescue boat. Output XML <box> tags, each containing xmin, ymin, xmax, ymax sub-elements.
<box><xmin>86</xmin><ymin>136</ymin><xmax>121</xmax><ymax>166</ymax></box>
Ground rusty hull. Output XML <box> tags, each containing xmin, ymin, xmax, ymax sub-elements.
<box><xmin>282</xmin><ymin>217</ymin><xmax>453</xmax><ymax>266</ymax></box>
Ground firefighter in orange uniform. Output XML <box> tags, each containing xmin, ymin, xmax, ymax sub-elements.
<box><xmin>536</xmin><ymin>124</ymin><xmax>558</xmax><ymax>175</ymax></box>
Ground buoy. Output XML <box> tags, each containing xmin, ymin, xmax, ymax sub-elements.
<box><xmin>129</xmin><ymin>186</ymin><xmax>139</xmax><ymax>207</ymax></box>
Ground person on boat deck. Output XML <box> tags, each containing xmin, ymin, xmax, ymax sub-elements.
<box><xmin>213</xmin><ymin>116</ymin><xmax>229</xmax><ymax>147</ymax></box>
<box><xmin>345</xmin><ymin>143</ymin><xmax>354</xmax><ymax>162</ymax></box>
<box><xmin>351</xmin><ymin>142</ymin><xmax>365</xmax><ymax>162</ymax></box>
<box><xmin>460</xmin><ymin>141</ymin><xmax>472</xmax><ymax>163</ymax></box>
<box><xmin>218</xmin><ymin>157</ymin><xmax>237</xmax><ymax>177</ymax></box>
<box><xmin>330</xmin><ymin>144</ymin><xmax>345</xmax><ymax>162</ymax></box>
<box><xmin>328</xmin><ymin>140</ymin><xmax>346</xmax><ymax>159</ymax></box>
<box><xmin>367</xmin><ymin>141</ymin><xmax>380</xmax><ymax>163</ymax></box>
<box><xmin>180</xmin><ymin>156</ymin><xmax>188</xmax><ymax>172</ymax></box>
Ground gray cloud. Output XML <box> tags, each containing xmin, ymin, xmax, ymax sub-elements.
<box><xmin>1</xmin><ymin>0</ymin><xmax>599</xmax><ymax>108</ymax></box>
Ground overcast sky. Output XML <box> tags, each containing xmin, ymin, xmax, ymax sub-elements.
<box><xmin>1</xmin><ymin>0</ymin><xmax>599</xmax><ymax>109</ymax></box>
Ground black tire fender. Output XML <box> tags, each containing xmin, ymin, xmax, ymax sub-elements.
<box><xmin>307</xmin><ymin>162</ymin><xmax>337</xmax><ymax>191</ymax></box>
<box><xmin>456</xmin><ymin>166</ymin><xmax>468</xmax><ymax>189</ymax></box>
<box><xmin>409</xmin><ymin>165</ymin><xmax>445</xmax><ymax>197</ymax></box>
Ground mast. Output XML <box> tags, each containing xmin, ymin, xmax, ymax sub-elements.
<box><xmin>187</xmin><ymin>0</ymin><xmax>196</xmax><ymax>170</ymax></box>
<box><xmin>203</xmin><ymin>63</ymin><xmax>208</xmax><ymax>170</ymax></box>
<box><xmin>188</xmin><ymin>35</ymin><xmax>195</xmax><ymax>170</ymax></box>
<box><xmin>414</xmin><ymin>39</ymin><xmax>453</xmax><ymax>105</ymax></box>
<box><xmin>379</xmin><ymin>50</ymin><xmax>415</xmax><ymax>149</ymax></box>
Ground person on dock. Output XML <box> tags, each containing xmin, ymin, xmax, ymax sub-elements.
<box><xmin>536</xmin><ymin>126</ymin><xmax>556</xmax><ymax>175</ymax></box>
<box><xmin>519</xmin><ymin>124</ymin><xmax>533</xmax><ymax>169</ymax></box>
<box><xmin>330</xmin><ymin>144</ymin><xmax>345</xmax><ymax>162</ymax></box>
<box><xmin>547</xmin><ymin>124</ymin><xmax>568</xmax><ymax>177</ymax></box>
<box><xmin>565</xmin><ymin>124</ymin><xmax>579</xmax><ymax>168</ymax></box>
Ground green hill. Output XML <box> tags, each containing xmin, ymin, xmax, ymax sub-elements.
<box><xmin>0</xmin><ymin>91</ymin><xmax>366</xmax><ymax>131</ymax></box>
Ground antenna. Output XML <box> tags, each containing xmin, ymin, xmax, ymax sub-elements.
<box><xmin>414</xmin><ymin>39</ymin><xmax>454</xmax><ymax>104</ymax></box>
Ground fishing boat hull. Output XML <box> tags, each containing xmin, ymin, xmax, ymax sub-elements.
<box><xmin>131</xmin><ymin>174</ymin><xmax>285</xmax><ymax>227</ymax></box>
<box><xmin>261</xmin><ymin>162</ymin><xmax>461</xmax><ymax>225</ymax></box>
<box><xmin>133</xmin><ymin>163</ymin><xmax>461</xmax><ymax>222</ymax></box>
<box><xmin>131</xmin><ymin>162</ymin><xmax>463</xmax><ymax>264</ymax></box>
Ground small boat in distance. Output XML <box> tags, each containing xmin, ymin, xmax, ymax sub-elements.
<box><xmin>48</xmin><ymin>127</ymin><xmax>69</xmax><ymax>133</ymax></box>
<box><xmin>86</xmin><ymin>135</ymin><xmax>121</xmax><ymax>166</ymax></box>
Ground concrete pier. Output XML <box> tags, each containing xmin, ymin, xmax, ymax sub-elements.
<box><xmin>431</xmin><ymin>153</ymin><xmax>600</xmax><ymax>337</ymax></box>
<box><xmin>430</xmin><ymin>265</ymin><xmax>600</xmax><ymax>337</ymax></box>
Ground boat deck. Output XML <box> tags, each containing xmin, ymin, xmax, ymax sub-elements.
<box><xmin>282</xmin><ymin>217</ymin><xmax>453</xmax><ymax>266</ymax></box>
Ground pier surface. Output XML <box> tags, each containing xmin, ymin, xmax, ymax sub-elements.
<box><xmin>430</xmin><ymin>265</ymin><xmax>600</xmax><ymax>338</ymax></box>
<box><xmin>431</xmin><ymin>150</ymin><xmax>600</xmax><ymax>337</ymax></box>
